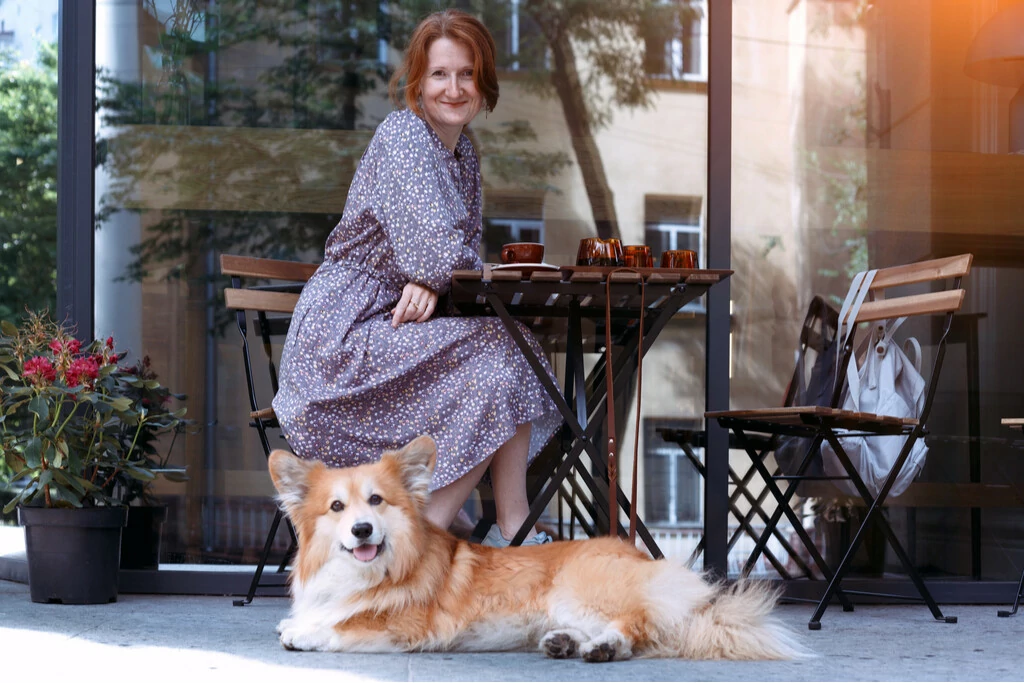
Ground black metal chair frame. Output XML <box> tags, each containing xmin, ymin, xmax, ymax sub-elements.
<box><xmin>223</xmin><ymin>265</ymin><xmax>303</xmax><ymax>607</ymax></box>
<box><xmin>657</xmin><ymin>297</ymin><xmax>842</xmax><ymax>577</ymax></box>
<box><xmin>711</xmin><ymin>258</ymin><xmax>970</xmax><ymax>629</ymax></box>
<box><xmin>656</xmin><ymin>428</ymin><xmax>818</xmax><ymax>578</ymax></box>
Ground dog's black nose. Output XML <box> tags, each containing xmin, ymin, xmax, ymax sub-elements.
<box><xmin>351</xmin><ymin>522</ymin><xmax>373</xmax><ymax>539</ymax></box>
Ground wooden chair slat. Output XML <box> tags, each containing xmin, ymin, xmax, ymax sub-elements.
<box><xmin>220</xmin><ymin>254</ymin><xmax>318</xmax><ymax>282</ymax></box>
<box><xmin>452</xmin><ymin>269</ymin><xmax>483</xmax><ymax>281</ymax></box>
<box><xmin>706</xmin><ymin>406</ymin><xmax>917</xmax><ymax>428</ymax></box>
<box><xmin>1002</xmin><ymin>418</ymin><xmax>1024</xmax><ymax>427</ymax></box>
<box><xmin>854</xmin><ymin>289</ymin><xmax>964</xmax><ymax>323</ymax></box>
<box><xmin>250</xmin><ymin>407</ymin><xmax>276</xmax><ymax>420</ymax></box>
<box><xmin>868</xmin><ymin>254</ymin><xmax>972</xmax><ymax>291</ymax></box>
<box><xmin>798</xmin><ymin>481</ymin><xmax>1022</xmax><ymax>508</ymax></box>
<box><xmin>225</xmin><ymin>288</ymin><xmax>300</xmax><ymax>314</ymax></box>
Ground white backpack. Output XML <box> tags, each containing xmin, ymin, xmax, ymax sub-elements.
<box><xmin>821</xmin><ymin>270</ymin><xmax>928</xmax><ymax>499</ymax></box>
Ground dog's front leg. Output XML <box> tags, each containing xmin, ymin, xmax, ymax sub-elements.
<box><xmin>279</xmin><ymin>622</ymin><xmax>339</xmax><ymax>652</ymax></box>
<box><xmin>280</xmin><ymin>621</ymin><xmax>405</xmax><ymax>653</ymax></box>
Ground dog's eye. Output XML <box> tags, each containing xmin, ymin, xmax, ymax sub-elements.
<box><xmin>368</xmin><ymin>494</ymin><xmax>383</xmax><ymax>506</ymax></box>
<box><xmin>330</xmin><ymin>500</ymin><xmax>344</xmax><ymax>512</ymax></box>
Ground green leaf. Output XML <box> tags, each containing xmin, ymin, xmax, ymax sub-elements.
<box><xmin>0</xmin><ymin>363</ymin><xmax>19</xmax><ymax>381</ymax></box>
<box><xmin>52</xmin><ymin>439</ymin><xmax>67</xmax><ymax>468</ymax></box>
<box><xmin>1</xmin><ymin>320</ymin><xmax>18</xmax><ymax>336</ymax></box>
<box><xmin>108</xmin><ymin>397</ymin><xmax>133</xmax><ymax>412</ymax></box>
<box><xmin>124</xmin><ymin>468</ymin><xmax>156</xmax><ymax>482</ymax></box>
<box><xmin>22</xmin><ymin>437</ymin><xmax>42</xmax><ymax>467</ymax></box>
<box><xmin>28</xmin><ymin>395</ymin><xmax>50</xmax><ymax>423</ymax></box>
<box><xmin>37</xmin><ymin>469</ymin><xmax>52</xmax><ymax>489</ymax></box>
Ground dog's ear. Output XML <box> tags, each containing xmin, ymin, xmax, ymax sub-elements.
<box><xmin>268</xmin><ymin>449</ymin><xmax>316</xmax><ymax>515</ymax></box>
<box><xmin>384</xmin><ymin>434</ymin><xmax>436</xmax><ymax>501</ymax></box>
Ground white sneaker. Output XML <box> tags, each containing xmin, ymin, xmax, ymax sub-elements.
<box><xmin>481</xmin><ymin>524</ymin><xmax>554</xmax><ymax>548</ymax></box>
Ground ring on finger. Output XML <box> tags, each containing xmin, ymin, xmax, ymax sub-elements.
<box><xmin>410</xmin><ymin>301</ymin><xmax>420</xmax><ymax>309</ymax></box>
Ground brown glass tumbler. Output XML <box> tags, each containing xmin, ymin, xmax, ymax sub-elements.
<box><xmin>623</xmin><ymin>245</ymin><xmax>654</xmax><ymax>268</ymax></box>
<box><xmin>660</xmin><ymin>249</ymin><xmax>699</xmax><ymax>269</ymax></box>
<box><xmin>577</xmin><ymin>237</ymin><xmax>624</xmax><ymax>267</ymax></box>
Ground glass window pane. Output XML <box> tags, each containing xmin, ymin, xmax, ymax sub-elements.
<box><xmin>731</xmin><ymin>0</ymin><xmax>1024</xmax><ymax>581</ymax></box>
<box><xmin>92</xmin><ymin>0</ymin><xmax>707</xmax><ymax>566</ymax></box>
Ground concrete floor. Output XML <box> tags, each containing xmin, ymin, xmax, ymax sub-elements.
<box><xmin>2</xmin><ymin>579</ymin><xmax>1022</xmax><ymax>681</ymax></box>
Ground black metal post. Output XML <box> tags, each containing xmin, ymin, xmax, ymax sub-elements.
<box><xmin>56</xmin><ymin>0</ymin><xmax>96</xmax><ymax>339</ymax></box>
<box><xmin>703</xmin><ymin>0</ymin><xmax>732</xmax><ymax>578</ymax></box>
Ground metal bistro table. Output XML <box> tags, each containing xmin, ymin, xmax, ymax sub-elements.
<box><xmin>450</xmin><ymin>264</ymin><xmax>732</xmax><ymax>557</ymax></box>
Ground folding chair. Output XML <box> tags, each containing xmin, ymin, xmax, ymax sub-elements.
<box><xmin>658</xmin><ymin>296</ymin><xmax>840</xmax><ymax>577</ymax></box>
<box><xmin>221</xmin><ymin>254</ymin><xmax>316</xmax><ymax>606</ymax></box>
<box><xmin>708</xmin><ymin>253</ymin><xmax>973</xmax><ymax>629</ymax></box>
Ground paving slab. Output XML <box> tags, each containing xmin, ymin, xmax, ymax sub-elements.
<box><xmin>2</xmin><ymin>579</ymin><xmax>1022</xmax><ymax>681</ymax></box>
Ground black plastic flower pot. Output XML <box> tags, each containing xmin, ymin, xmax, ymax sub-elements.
<box><xmin>18</xmin><ymin>506</ymin><xmax>128</xmax><ymax>604</ymax></box>
<box><xmin>120</xmin><ymin>505</ymin><xmax>168</xmax><ymax>570</ymax></box>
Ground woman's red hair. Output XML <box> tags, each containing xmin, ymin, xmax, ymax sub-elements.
<box><xmin>389</xmin><ymin>9</ymin><xmax>499</xmax><ymax>116</ymax></box>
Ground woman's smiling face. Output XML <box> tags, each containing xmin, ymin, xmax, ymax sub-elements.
<box><xmin>419</xmin><ymin>37</ymin><xmax>483</xmax><ymax>149</ymax></box>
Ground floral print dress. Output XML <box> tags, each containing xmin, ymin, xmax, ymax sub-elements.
<box><xmin>272</xmin><ymin>108</ymin><xmax>561</xmax><ymax>489</ymax></box>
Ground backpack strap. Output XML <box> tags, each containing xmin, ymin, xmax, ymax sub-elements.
<box><xmin>836</xmin><ymin>269</ymin><xmax>877</xmax><ymax>398</ymax></box>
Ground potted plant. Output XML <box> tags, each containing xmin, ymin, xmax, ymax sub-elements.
<box><xmin>0</xmin><ymin>311</ymin><xmax>186</xmax><ymax>603</ymax></box>
<box><xmin>110</xmin><ymin>355</ymin><xmax>191</xmax><ymax>571</ymax></box>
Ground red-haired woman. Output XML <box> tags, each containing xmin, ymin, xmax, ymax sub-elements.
<box><xmin>274</xmin><ymin>10</ymin><xmax>558</xmax><ymax>547</ymax></box>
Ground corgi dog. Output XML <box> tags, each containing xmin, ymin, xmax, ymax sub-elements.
<box><xmin>268</xmin><ymin>435</ymin><xmax>804</xmax><ymax>661</ymax></box>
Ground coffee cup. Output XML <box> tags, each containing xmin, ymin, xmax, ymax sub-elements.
<box><xmin>660</xmin><ymin>249</ymin><xmax>699</xmax><ymax>269</ymax></box>
<box><xmin>501</xmin><ymin>242</ymin><xmax>545</xmax><ymax>264</ymax></box>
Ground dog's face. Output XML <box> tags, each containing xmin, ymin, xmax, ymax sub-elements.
<box><xmin>268</xmin><ymin>435</ymin><xmax>436</xmax><ymax>585</ymax></box>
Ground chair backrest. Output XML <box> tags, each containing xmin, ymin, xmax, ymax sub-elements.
<box><xmin>220</xmin><ymin>254</ymin><xmax>318</xmax><ymax>455</ymax></box>
<box><xmin>837</xmin><ymin>253</ymin><xmax>973</xmax><ymax>425</ymax></box>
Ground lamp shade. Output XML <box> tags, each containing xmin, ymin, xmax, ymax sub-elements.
<box><xmin>964</xmin><ymin>3</ymin><xmax>1024</xmax><ymax>87</ymax></box>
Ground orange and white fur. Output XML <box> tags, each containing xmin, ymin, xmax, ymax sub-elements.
<box><xmin>268</xmin><ymin>435</ymin><xmax>804</xmax><ymax>661</ymax></box>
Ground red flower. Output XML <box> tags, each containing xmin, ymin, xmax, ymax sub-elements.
<box><xmin>64</xmin><ymin>356</ymin><xmax>100</xmax><ymax>388</ymax></box>
<box><xmin>48</xmin><ymin>339</ymin><xmax>63</xmax><ymax>354</ymax></box>
<box><xmin>105</xmin><ymin>336</ymin><xmax>115</xmax><ymax>350</ymax></box>
<box><xmin>23</xmin><ymin>356</ymin><xmax>57</xmax><ymax>384</ymax></box>
<box><xmin>67</xmin><ymin>338</ymin><xmax>82</xmax><ymax>355</ymax></box>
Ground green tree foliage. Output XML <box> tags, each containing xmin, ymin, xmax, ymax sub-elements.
<box><xmin>0</xmin><ymin>43</ymin><xmax>58</xmax><ymax>325</ymax></box>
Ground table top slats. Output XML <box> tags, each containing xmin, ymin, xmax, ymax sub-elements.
<box><xmin>449</xmin><ymin>267</ymin><xmax>732</xmax><ymax>319</ymax></box>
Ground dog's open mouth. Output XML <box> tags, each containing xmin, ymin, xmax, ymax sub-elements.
<box><xmin>346</xmin><ymin>539</ymin><xmax>384</xmax><ymax>562</ymax></box>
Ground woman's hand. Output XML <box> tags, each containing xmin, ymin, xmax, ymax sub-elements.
<box><xmin>391</xmin><ymin>283</ymin><xmax>438</xmax><ymax>328</ymax></box>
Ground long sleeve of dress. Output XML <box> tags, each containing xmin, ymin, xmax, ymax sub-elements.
<box><xmin>374</xmin><ymin>117</ymin><xmax>481</xmax><ymax>295</ymax></box>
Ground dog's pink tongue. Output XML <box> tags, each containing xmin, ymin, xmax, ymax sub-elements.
<box><xmin>353</xmin><ymin>544</ymin><xmax>379</xmax><ymax>562</ymax></box>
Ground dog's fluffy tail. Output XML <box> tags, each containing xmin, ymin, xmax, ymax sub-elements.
<box><xmin>677</xmin><ymin>580</ymin><xmax>807</xmax><ymax>660</ymax></box>
<box><xmin>645</xmin><ymin>563</ymin><xmax>807</xmax><ymax>660</ymax></box>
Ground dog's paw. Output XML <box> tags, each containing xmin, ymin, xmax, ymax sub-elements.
<box><xmin>581</xmin><ymin>641</ymin><xmax>617</xmax><ymax>663</ymax></box>
<box><xmin>581</xmin><ymin>629</ymin><xmax>633</xmax><ymax>663</ymax></box>
<box><xmin>279</xmin><ymin>626</ymin><xmax>332</xmax><ymax>652</ymax></box>
<box><xmin>540</xmin><ymin>630</ymin><xmax>581</xmax><ymax>659</ymax></box>
<box><xmin>275</xmin><ymin>617</ymin><xmax>294</xmax><ymax>635</ymax></box>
